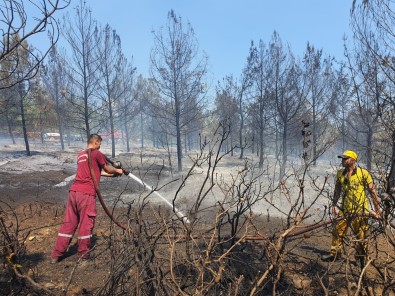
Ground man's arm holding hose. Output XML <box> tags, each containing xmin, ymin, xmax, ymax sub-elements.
<box><xmin>101</xmin><ymin>164</ymin><xmax>123</xmax><ymax>177</ymax></box>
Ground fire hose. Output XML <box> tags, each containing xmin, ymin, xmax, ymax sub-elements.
<box><xmin>287</xmin><ymin>214</ymin><xmax>394</xmax><ymax>238</ymax></box>
<box><xmin>165</xmin><ymin>213</ymin><xmax>395</xmax><ymax>242</ymax></box>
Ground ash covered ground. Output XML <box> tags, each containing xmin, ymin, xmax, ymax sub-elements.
<box><xmin>1</xmin><ymin>137</ymin><xmax>356</xmax><ymax>295</ymax></box>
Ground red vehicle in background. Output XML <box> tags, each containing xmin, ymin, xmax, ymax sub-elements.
<box><xmin>26</xmin><ymin>131</ymin><xmax>42</xmax><ymax>140</ymax></box>
<box><xmin>100</xmin><ymin>130</ymin><xmax>122</xmax><ymax>142</ymax></box>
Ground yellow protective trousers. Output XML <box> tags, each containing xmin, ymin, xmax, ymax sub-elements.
<box><xmin>330</xmin><ymin>212</ymin><xmax>368</xmax><ymax>257</ymax></box>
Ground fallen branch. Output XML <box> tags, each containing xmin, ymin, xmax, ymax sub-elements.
<box><xmin>12</xmin><ymin>264</ymin><xmax>54</xmax><ymax>295</ymax></box>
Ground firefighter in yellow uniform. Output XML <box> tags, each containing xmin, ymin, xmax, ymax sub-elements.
<box><xmin>322</xmin><ymin>150</ymin><xmax>381</xmax><ymax>262</ymax></box>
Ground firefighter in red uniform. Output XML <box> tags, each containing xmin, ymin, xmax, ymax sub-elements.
<box><xmin>51</xmin><ymin>134</ymin><xmax>123</xmax><ymax>263</ymax></box>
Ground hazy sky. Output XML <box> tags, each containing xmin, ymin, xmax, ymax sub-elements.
<box><xmin>61</xmin><ymin>0</ymin><xmax>352</xmax><ymax>82</ymax></box>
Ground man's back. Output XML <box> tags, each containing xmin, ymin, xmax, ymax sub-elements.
<box><xmin>70</xmin><ymin>149</ymin><xmax>107</xmax><ymax>195</ymax></box>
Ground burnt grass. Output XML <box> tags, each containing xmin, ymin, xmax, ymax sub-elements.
<box><xmin>1</xmin><ymin>166</ymin><xmax>395</xmax><ymax>295</ymax></box>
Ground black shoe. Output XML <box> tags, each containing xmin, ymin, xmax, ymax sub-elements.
<box><xmin>321</xmin><ymin>254</ymin><xmax>341</xmax><ymax>262</ymax></box>
<box><xmin>50</xmin><ymin>257</ymin><xmax>59</xmax><ymax>264</ymax></box>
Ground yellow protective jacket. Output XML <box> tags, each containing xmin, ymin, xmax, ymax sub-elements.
<box><xmin>336</xmin><ymin>167</ymin><xmax>373</xmax><ymax>213</ymax></box>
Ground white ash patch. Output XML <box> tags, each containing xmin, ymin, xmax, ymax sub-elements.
<box><xmin>0</xmin><ymin>143</ymin><xmax>77</xmax><ymax>173</ymax></box>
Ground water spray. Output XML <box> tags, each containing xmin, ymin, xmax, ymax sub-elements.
<box><xmin>125</xmin><ymin>172</ymin><xmax>190</xmax><ymax>224</ymax></box>
<box><xmin>107</xmin><ymin>157</ymin><xmax>190</xmax><ymax>224</ymax></box>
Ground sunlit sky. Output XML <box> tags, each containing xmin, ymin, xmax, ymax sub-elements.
<box><xmin>59</xmin><ymin>0</ymin><xmax>352</xmax><ymax>83</ymax></box>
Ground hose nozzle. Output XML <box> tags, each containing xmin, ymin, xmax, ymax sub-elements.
<box><xmin>113</xmin><ymin>160</ymin><xmax>122</xmax><ymax>169</ymax></box>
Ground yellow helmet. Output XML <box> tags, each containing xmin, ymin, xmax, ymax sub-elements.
<box><xmin>338</xmin><ymin>150</ymin><xmax>358</xmax><ymax>161</ymax></box>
